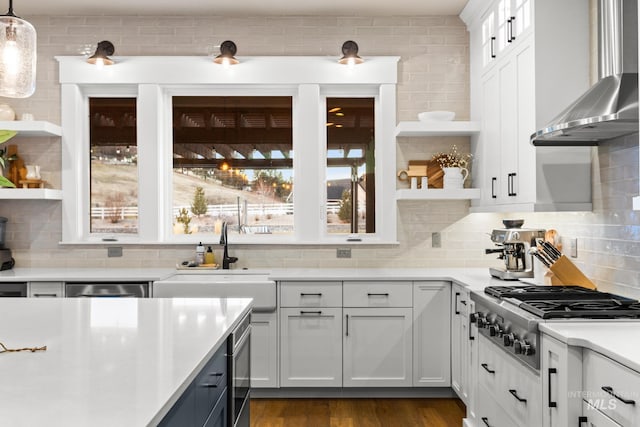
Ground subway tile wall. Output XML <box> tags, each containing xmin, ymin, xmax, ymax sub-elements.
<box><xmin>0</xmin><ymin>14</ymin><xmax>638</xmax><ymax>298</ymax></box>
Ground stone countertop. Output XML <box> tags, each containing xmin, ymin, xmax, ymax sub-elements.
<box><xmin>0</xmin><ymin>297</ymin><xmax>252</xmax><ymax>427</ymax></box>
<box><xmin>0</xmin><ymin>267</ymin><xmax>176</xmax><ymax>282</ymax></box>
<box><xmin>539</xmin><ymin>321</ymin><xmax>640</xmax><ymax>373</ymax></box>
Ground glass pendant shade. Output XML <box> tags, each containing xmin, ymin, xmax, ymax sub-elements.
<box><xmin>0</xmin><ymin>4</ymin><xmax>36</xmax><ymax>98</ymax></box>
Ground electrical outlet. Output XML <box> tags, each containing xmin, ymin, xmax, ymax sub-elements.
<box><xmin>569</xmin><ymin>238</ymin><xmax>578</xmax><ymax>258</ymax></box>
<box><xmin>107</xmin><ymin>247</ymin><xmax>123</xmax><ymax>257</ymax></box>
<box><xmin>432</xmin><ymin>232</ymin><xmax>442</xmax><ymax>248</ymax></box>
<box><xmin>336</xmin><ymin>248</ymin><xmax>351</xmax><ymax>259</ymax></box>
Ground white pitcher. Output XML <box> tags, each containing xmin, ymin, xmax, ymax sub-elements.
<box><xmin>442</xmin><ymin>167</ymin><xmax>468</xmax><ymax>189</ymax></box>
<box><xmin>26</xmin><ymin>164</ymin><xmax>40</xmax><ymax>180</ymax></box>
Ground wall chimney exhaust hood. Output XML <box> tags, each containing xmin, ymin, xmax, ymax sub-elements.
<box><xmin>531</xmin><ymin>0</ymin><xmax>638</xmax><ymax>146</ymax></box>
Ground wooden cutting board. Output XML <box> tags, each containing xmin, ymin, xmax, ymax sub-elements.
<box><xmin>407</xmin><ymin>160</ymin><xmax>443</xmax><ymax>188</ymax></box>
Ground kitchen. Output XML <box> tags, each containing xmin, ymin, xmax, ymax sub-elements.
<box><xmin>0</xmin><ymin>0</ymin><xmax>639</xmax><ymax>425</ymax></box>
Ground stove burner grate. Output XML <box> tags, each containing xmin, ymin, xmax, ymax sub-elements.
<box><xmin>519</xmin><ymin>299</ymin><xmax>640</xmax><ymax>319</ymax></box>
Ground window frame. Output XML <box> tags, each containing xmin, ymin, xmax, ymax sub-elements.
<box><xmin>58</xmin><ymin>56</ymin><xmax>398</xmax><ymax>245</ymax></box>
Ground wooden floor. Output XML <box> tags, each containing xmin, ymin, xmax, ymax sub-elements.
<box><xmin>250</xmin><ymin>398</ymin><xmax>465</xmax><ymax>427</ymax></box>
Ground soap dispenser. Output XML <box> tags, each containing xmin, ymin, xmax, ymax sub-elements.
<box><xmin>204</xmin><ymin>246</ymin><xmax>215</xmax><ymax>265</ymax></box>
<box><xmin>195</xmin><ymin>242</ymin><xmax>205</xmax><ymax>265</ymax></box>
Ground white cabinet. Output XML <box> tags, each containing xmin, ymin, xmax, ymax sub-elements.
<box><xmin>343</xmin><ymin>281</ymin><xmax>413</xmax><ymax>387</ymax></box>
<box><xmin>343</xmin><ymin>307</ymin><xmax>413</xmax><ymax>387</ymax></box>
<box><xmin>464</xmin><ymin>0</ymin><xmax>593</xmax><ymax>212</ymax></box>
<box><xmin>250</xmin><ymin>312</ymin><xmax>278</xmax><ymax>388</ymax></box>
<box><xmin>413</xmin><ymin>281</ymin><xmax>451</xmax><ymax>387</ymax></box>
<box><xmin>541</xmin><ymin>333</ymin><xmax>583</xmax><ymax>427</ymax></box>
<box><xmin>279</xmin><ymin>281</ymin><xmax>342</xmax><ymax>387</ymax></box>
<box><xmin>581</xmin><ymin>401</ymin><xmax>623</xmax><ymax>427</ymax></box>
<box><xmin>451</xmin><ymin>283</ymin><xmax>475</xmax><ymax>408</ymax></box>
<box><xmin>28</xmin><ymin>281</ymin><xmax>63</xmax><ymax>297</ymax></box>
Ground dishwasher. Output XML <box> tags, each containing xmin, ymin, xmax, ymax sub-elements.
<box><xmin>65</xmin><ymin>282</ymin><xmax>150</xmax><ymax>298</ymax></box>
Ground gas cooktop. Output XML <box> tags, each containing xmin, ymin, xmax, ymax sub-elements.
<box><xmin>484</xmin><ymin>285</ymin><xmax>640</xmax><ymax>319</ymax></box>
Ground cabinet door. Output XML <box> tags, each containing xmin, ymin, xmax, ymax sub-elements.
<box><xmin>29</xmin><ymin>281</ymin><xmax>63</xmax><ymax>298</ymax></box>
<box><xmin>280</xmin><ymin>307</ymin><xmax>342</xmax><ymax>387</ymax></box>
<box><xmin>204</xmin><ymin>389</ymin><xmax>228</xmax><ymax>427</ymax></box>
<box><xmin>451</xmin><ymin>286</ymin><xmax>463</xmax><ymax>396</ymax></box>
<box><xmin>250</xmin><ymin>312</ymin><xmax>278</xmax><ymax>388</ymax></box>
<box><xmin>514</xmin><ymin>38</ymin><xmax>536</xmax><ymax>205</ymax></box>
<box><xmin>498</xmin><ymin>54</ymin><xmax>518</xmax><ymax>202</ymax></box>
<box><xmin>413</xmin><ymin>281</ymin><xmax>451</xmax><ymax>387</ymax></box>
<box><xmin>541</xmin><ymin>333</ymin><xmax>584</xmax><ymax>427</ymax></box>
<box><xmin>466</xmin><ymin>299</ymin><xmax>478</xmax><ymax>421</ymax></box>
<box><xmin>343</xmin><ymin>307</ymin><xmax>412</xmax><ymax>387</ymax></box>
<box><xmin>478</xmin><ymin>69</ymin><xmax>501</xmax><ymax>206</ymax></box>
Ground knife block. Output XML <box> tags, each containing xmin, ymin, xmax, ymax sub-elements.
<box><xmin>548</xmin><ymin>255</ymin><xmax>597</xmax><ymax>290</ymax></box>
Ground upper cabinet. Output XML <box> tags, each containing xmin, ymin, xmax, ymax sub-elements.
<box><xmin>462</xmin><ymin>0</ymin><xmax>593</xmax><ymax>212</ymax></box>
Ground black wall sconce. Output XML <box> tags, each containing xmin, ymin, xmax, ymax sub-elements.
<box><xmin>213</xmin><ymin>40</ymin><xmax>239</xmax><ymax>66</ymax></box>
<box><xmin>87</xmin><ymin>40</ymin><xmax>115</xmax><ymax>66</ymax></box>
<box><xmin>338</xmin><ymin>40</ymin><xmax>363</xmax><ymax>65</ymax></box>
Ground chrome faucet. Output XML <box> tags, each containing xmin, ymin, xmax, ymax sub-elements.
<box><xmin>219</xmin><ymin>221</ymin><xmax>238</xmax><ymax>269</ymax></box>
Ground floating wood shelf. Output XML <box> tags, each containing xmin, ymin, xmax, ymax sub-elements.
<box><xmin>396</xmin><ymin>188</ymin><xmax>481</xmax><ymax>200</ymax></box>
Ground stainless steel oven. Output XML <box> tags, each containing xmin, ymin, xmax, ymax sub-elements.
<box><xmin>228</xmin><ymin>312</ymin><xmax>251</xmax><ymax>427</ymax></box>
<box><xmin>65</xmin><ymin>282</ymin><xmax>149</xmax><ymax>298</ymax></box>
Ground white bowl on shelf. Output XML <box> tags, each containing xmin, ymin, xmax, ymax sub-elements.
<box><xmin>417</xmin><ymin>111</ymin><xmax>455</xmax><ymax>122</ymax></box>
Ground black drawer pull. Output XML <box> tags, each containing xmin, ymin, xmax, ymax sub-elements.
<box><xmin>33</xmin><ymin>293</ymin><xmax>58</xmax><ymax>297</ymax></box>
<box><xmin>460</xmin><ymin>300</ymin><xmax>467</xmax><ymax>306</ymax></box>
<box><xmin>602</xmin><ymin>386</ymin><xmax>636</xmax><ymax>405</ymax></box>
<box><xmin>202</xmin><ymin>372</ymin><xmax>224</xmax><ymax>388</ymax></box>
<box><xmin>454</xmin><ymin>292</ymin><xmax>460</xmax><ymax>315</ymax></box>
<box><xmin>548</xmin><ymin>368</ymin><xmax>557</xmax><ymax>408</ymax></box>
<box><xmin>300</xmin><ymin>293</ymin><xmax>322</xmax><ymax>297</ymax></box>
<box><xmin>367</xmin><ymin>293</ymin><xmax>389</xmax><ymax>297</ymax></box>
<box><xmin>509</xmin><ymin>389</ymin><xmax>527</xmax><ymax>403</ymax></box>
<box><xmin>481</xmin><ymin>363</ymin><xmax>495</xmax><ymax>374</ymax></box>
<box><xmin>578</xmin><ymin>416</ymin><xmax>587</xmax><ymax>426</ymax></box>
<box><xmin>482</xmin><ymin>417</ymin><xmax>491</xmax><ymax>427</ymax></box>
<box><xmin>300</xmin><ymin>310</ymin><xmax>322</xmax><ymax>315</ymax></box>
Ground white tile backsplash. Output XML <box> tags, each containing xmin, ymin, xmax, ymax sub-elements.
<box><xmin>0</xmin><ymin>14</ymin><xmax>638</xmax><ymax>297</ymax></box>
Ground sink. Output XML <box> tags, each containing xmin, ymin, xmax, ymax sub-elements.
<box><xmin>154</xmin><ymin>272</ymin><xmax>276</xmax><ymax>311</ymax></box>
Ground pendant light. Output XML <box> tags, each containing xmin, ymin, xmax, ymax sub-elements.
<box><xmin>0</xmin><ymin>0</ymin><xmax>36</xmax><ymax>98</ymax></box>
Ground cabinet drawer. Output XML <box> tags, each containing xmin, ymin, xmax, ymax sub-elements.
<box><xmin>29</xmin><ymin>281</ymin><xmax>63</xmax><ymax>298</ymax></box>
<box><xmin>194</xmin><ymin>344</ymin><xmax>228</xmax><ymax>427</ymax></box>
<box><xmin>343</xmin><ymin>281</ymin><xmax>412</xmax><ymax>307</ymax></box>
<box><xmin>583</xmin><ymin>349</ymin><xmax>640</xmax><ymax>427</ymax></box>
<box><xmin>280</xmin><ymin>281</ymin><xmax>342</xmax><ymax>307</ymax></box>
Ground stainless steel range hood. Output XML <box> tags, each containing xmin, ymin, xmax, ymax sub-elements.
<box><xmin>531</xmin><ymin>0</ymin><xmax>638</xmax><ymax>146</ymax></box>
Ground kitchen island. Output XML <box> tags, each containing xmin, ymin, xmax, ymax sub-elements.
<box><xmin>0</xmin><ymin>297</ymin><xmax>252</xmax><ymax>427</ymax></box>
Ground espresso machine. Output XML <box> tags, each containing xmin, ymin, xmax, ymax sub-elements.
<box><xmin>485</xmin><ymin>219</ymin><xmax>545</xmax><ymax>280</ymax></box>
<box><xmin>0</xmin><ymin>217</ymin><xmax>15</xmax><ymax>271</ymax></box>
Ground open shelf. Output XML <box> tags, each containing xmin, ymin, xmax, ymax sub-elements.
<box><xmin>0</xmin><ymin>188</ymin><xmax>63</xmax><ymax>200</ymax></box>
<box><xmin>396</xmin><ymin>188</ymin><xmax>481</xmax><ymax>200</ymax></box>
<box><xmin>395</xmin><ymin>121</ymin><xmax>481</xmax><ymax>137</ymax></box>
<box><xmin>0</xmin><ymin>121</ymin><xmax>62</xmax><ymax>137</ymax></box>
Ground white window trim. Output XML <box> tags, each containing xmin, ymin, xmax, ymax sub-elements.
<box><xmin>57</xmin><ymin>56</ymin><xmax>399</xmax><ymax>245</ymax></box>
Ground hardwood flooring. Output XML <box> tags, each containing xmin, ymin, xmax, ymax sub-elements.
<box><xmin>250</xmin><ymin>398</ymin><xmax>465</xmax><ymax>427</ymax></box>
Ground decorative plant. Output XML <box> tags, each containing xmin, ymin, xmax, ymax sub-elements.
<box><xmin>432</xmin><ymin>145</ymin><xmax>472</xmax><ymax>169</ymax></box>
<box><xmin>0</xmin><ymin>130</ymin><xmax>17</xmax><ymax>188</ymax></box>
<box><xmin>176</xmin><ymin>208</ymin><xmax>192</xmax><ymax>234</ymax></box>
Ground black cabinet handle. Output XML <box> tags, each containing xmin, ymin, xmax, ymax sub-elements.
<box><xmin>509</xmin><ymin>389</ymin><xmax>527</xmax><ymax>403</ymax></box>
<box><xmin>507</xmin><ymin>173</ymin><xmax>517</xmax><ymax>196</ymax></box>
<box><xmin>507</xmin><ymin>18</ymin><xmax>512</xmax><ymax>43</ymax></box>
<box><xmin>454</xmin><ymin>292</ymin><xmax>460</xmax><ymax>315</ymax></box>
<box><xmin>461</xmin><ymin>300</ymin><xmax>467</xmax><ymax>306</ymax></box>
<box><xmin>490</xmin><ymin>36</ymin><xmax>496</xmax><ymax>58</ymax></box>
<box><xmin>481</xmin><ymin>363</ymin><xmax>495</xmax><ymax>374</ymax></box>
<box><xmin>602</xmin><ymin>386</ymin><xmax>636</xmax><ymax>405</ymax></box>
<box><xmin>510</xmin><ymin>16</ymin><xmax>516</xmax><ymax>42</ymax></box>
<box><xmin>33</xmin><ymin>293</ymin><xmax>58</xmax><ymax>297</ymax></box>
<box><xmin>345</xmin><ymin>314</ymin><xmax>349</xmax><ymax>336</ymax></box>
<box><xmin>578</xmin><ymin>416</ymin><xmax>587</xmax><ymax>426</ymax></box>
<box><xmin>202</xmin><ymin>372</ymin><xmax>224</xmax><ymax>388</ymax></box>
<box><xmin>367</xmin><ymin>293</ymin><xmax>389</xmax><ymax>297</ymax></box>
<box><xmin>300</xmin><ymin>293</ymin><xmax>322</xmax><ymax>297</ymax></box>
<box><xmin>548</xmin><ymin>368</ymin><xmax>557</xmax><ymax>408</ymax></box>
<box><xmin>481</xmin><ymin>417</ymin><xmax>491</xmax><ymax>427</ymax></box>
<box><xmin>300</xmin><ymin>310</ymin><xmax>322</xmax><ymax>315</ymax></box>
<box><xmin>491</xmin><ymin>177</ymin><xmax>497</xmax><ymax>199</ymax></box>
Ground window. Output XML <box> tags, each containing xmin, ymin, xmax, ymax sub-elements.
<box><xmin>326</xmin><ymin>97</ymin><xmax>375</xmax><ymax>234</ymax></box>
<box><xmin>60</xmin><ymin>56</ymin><xmax>397</xmax><ymax>244</ymax></box>
<box><xmin>171</xmin><ymin>96</ymin><xmax>293</xmax><ymax>237</ymax></box>
<box><xmin>89</xmin><ymin>98</ymin><xmax>138</xmax><ymax>235</ymax></box>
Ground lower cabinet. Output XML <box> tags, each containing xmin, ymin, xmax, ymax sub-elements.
<box><xmin>413</xmin><ymin>281</ymin><xmax>451</xmax><ymax>387</ymax></box>
<box><xmin>159</xmin><ymin>343</ymin><xmax>228</xmax><ymax>427</ymax></box>
<box><xmin>280</xmin><ymin>307</ymin><xmax>342</xmax><ymax>387</ymax></box>
<box><xmin>249</xmin><ymin>312</ymin><xmax>278</xmax><ymax>388</ymax></box>
<box><xmin>581</xmin><ymin>400</ymin><xmax>623</xmax><ymax>427</ymax></box>
<box><xmin>343</xmin><ymin>306</ymin><xmax>413</xmax><ymax>387</ymax></box>
<box><xmin>450</xmin><ymin>282</ymin><xmax>476</xmax><ymax>419</ymax></box>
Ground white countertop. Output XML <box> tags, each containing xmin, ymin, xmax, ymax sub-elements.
<box><xmin>0</xmin><ymin>297</ymin><xmax>252</xmax><ymax>427</ymax></box>
<box><xmin>540</xmin><ymin>321</ymin><xmax>640</xmax><ymax>373</ymax></box>
<box><xmin>0</xmin><ymin>267</ymin><xmax>175</xmax><ymax>282</ymax></box>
